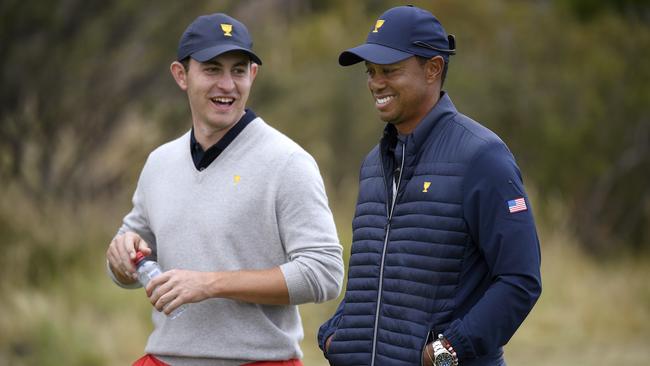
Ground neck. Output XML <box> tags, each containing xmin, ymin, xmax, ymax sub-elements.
<box><xmin>193</xmin><ymin>125</ymin><xmax>228</xmax><ymax>150</ymax></box>
<box><xmin>193</xmin><ymin>111</ymin><xmax>245</xmax><ymax>149</ymax></box>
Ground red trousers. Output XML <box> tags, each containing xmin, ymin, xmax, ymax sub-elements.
<box><xmin>132</xmin><ymin>355</ymin><xmax>168</xmax><ymax>366</ymax></box>
<box><xmin>133</xmin><ymin>354</ymin><xmax>303</xmax><ymax>366</ymax></box>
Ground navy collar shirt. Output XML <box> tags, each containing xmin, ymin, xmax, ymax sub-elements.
<box><xmin>189</xmin><ymin>109</ymin><xmax>257</xmax><ymax>171</ymax></box>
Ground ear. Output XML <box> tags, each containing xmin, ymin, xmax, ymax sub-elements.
<box><xmin>249</xmin><ymin>62</ymin><xmax>259</xmax><ymax>82</ymax></box>
<box><xmin>170</xmin><ymin>61</ymin><xmax>188</xmax><ymax>91</ymax></box>
<box><xmin>424</xmin><ymin>56</ymin><xmax>445</xmax><ymax>84</ymax></box>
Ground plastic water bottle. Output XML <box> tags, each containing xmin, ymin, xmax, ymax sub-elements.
<box><xmin>134</xmin><ymin>251</ymin><xmax>187</xmax><ymax>319</ymax></box>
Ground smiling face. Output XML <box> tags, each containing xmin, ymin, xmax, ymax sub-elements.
<box><xmin>170</xmin><ymin>51</ymin><xmax>258</xmax><ymax>146</ymax></box>
<box><xmin>365</xmin><ymin>56</ymin><xmax>442</xmax><ymax>134</ymax></box>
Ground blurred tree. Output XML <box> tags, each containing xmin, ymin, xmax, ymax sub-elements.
<box><xmin>559</xmin><ymin>0</ymin><xmax>650</xmax><ymax>21</ymax></box>
<box><xmin>1</xmin><ymin>0</ymin><xmax>648</xmax><ymax>255</ymax></box>
<box><xmin>446</xmin><ymin>1</ymin><xmax>650</xmax><ymax>253</ymax></box>
<box><xmin>1</xmin><ymin>0</ymin><xmax>650</xmax><ymax>363</ymax></box>
<box><xmin>0</xmin><ymin>0</ymin><xmax>213</xmax><ymax>202</ymax></box>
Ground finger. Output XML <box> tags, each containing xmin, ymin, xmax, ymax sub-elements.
<box><xmin>107</xmin><ymin>252</ymin><xmax>123</xmax><ymax>278</ymax></box>
<box><xmin>152</xmin><ymin>273</ymin><xmax>181</xmax><ymax>311</ymax></box>
<box><xmin>146</xmin><ymin>271</ymin><xmax>170</xmax><ymax>297</ymax></box>
<box><xmin>113</xmin><ymin>235</ymin><xmax>130</xmax><ymax>263</ymax></box>
<box><xmin>149</xmin><ymin>270</ymin><xmax>176</xmax><ymax>301</ymax></box>
<box><xmin>153</xmin><ymin>293</ymin><xmax>165</xmax><ymax>312</ymax></box>
<box><xmin>123</xmin><ymin>232</ymin><xmax>141</xmax><ymax>260</ymax></box>
<box><xmin>107</xmin><ymin>243</ymin><xmax>138</xmax><ymax>282</ymax></box>
<box><xmin>149</xmin><ymin>283</ymin><xmax>163</xmax><ymax>309</ymax></box>
<box><xmin>160</xmin><ymin>296</ymin><xmax>175</xmax><ymax>315</ymax></box>
<box><xmin>162</xmin><ymin>295</ymin><xmax>184</xmax><ymax>315</ymax></box>
<box><xmin>136</xmin><ymin>240</ymin><xmax>151</xmax><ymax>256</ymax></box>
<box><xmin>110</xmin><ymin>236</ymin><xmax>129</xmax><ymax>272</ymax></box>
<box><xmin>325</xmin><ymin>334</ymin><xmax>334</xmax><ymax>351</ymax></box>
<box><xmin>106</xmin><ymin>241</ymin><xmax>120</xmax><ymax>268</ymax></box>
<box><xmin>154</xmin><ymin>288</ymin><xmax>178</xmax><ymax>313</ymax></box>
<box><xmin>115</xmin><ymin>235</ymin><xmax>136</xmax><ymax>275</ymax></box>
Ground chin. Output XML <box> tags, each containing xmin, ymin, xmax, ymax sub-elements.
<box><xmin>378</xmin><ymin>113</ymin><xmax>393</xmax><ymax>123</ymax></box>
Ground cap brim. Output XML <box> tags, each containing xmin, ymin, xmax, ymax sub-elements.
<box><xmin>191</xmin><ymin>45</ymin><xmax>263</xmax><ymax>65</ymax></box>
<box><xmin>338</xmin><ymin>43</ymin><xmax>413</xmax><ymax>66</ymax></box>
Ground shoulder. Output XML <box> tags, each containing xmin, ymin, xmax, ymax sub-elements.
<box><xmin>243</xmin><ymin>119</ymin><xmax>328</xmax><ymax>192</ymax></box>
<box><xmin>452</xmin><ymin>117</ymin><xmax>523</xmax><ymax>192</ymax></box>
<box><xmin>245</xmin><ymin>117</ymin><xmax>314</xmax><ymax>162</ymax></box>
<box><xmin>226</xmin><ymin>117</ymin><xmax>324</xmax><ymax>187</ymax></box>
<box><xmin>439</xmin><ymin>112</ymin><xmax>512</xmax><ymax>164</ymax></box>
<box><xmin>142</xmin><ymin>131</ymin><xmax>190</xmax><ymax>170</ymax></box>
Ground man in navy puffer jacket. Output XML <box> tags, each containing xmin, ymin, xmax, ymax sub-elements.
<box><xmin>318</xmin><ymin>5</ymin><xmax>542</xmax><ymax>366</ymax></box>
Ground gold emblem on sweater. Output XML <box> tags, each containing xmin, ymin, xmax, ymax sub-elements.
<box><xmin>234</xmin><ymin>175</ymin><xmax>241</xmax><ymax>184</ymax></box>
<box><xmin>423</xmin><ymin>181</ymin><xmax>431</xmax><ymax>193</ymax></box>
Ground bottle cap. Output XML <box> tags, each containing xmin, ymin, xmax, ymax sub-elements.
<box><xmin>133</xmin><ymin>251</ymin><xmax>146</xmax><ymax>265</ymax></box>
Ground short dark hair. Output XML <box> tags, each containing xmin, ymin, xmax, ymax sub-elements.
<box><xmin>417</xmin><ymin>56</ymin><xmax>448</xmax><ymax>87</ymax></box>
<box><xmin>180</xmin><ymin>57</ymin><xmax>190</xmax><ymax>71</ymax></box>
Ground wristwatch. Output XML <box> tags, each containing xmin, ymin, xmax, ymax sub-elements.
<box><xmin>431</xmin><ymin>334</ymin><xmax>458</xmax><ymax>366</ymax></box>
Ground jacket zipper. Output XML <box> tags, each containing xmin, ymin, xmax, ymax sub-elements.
<box><xmin>370</xmin><ymin>143</ymin><xmax>405</xmax><ymax>366</ymax></box>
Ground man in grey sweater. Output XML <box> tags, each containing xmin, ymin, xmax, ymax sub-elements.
<box><xmin>105</xmin><ymin>13</ymin><xmax>344</xmax><ymax>366</ymax></box>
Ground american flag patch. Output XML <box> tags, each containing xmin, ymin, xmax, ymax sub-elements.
<box><xmin>508</xmin><ymin>198</ymin><xmax>527</xmax><ymax>213</ymax></box>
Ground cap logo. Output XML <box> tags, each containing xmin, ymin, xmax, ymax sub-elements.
<box><xmin>220</xmin><ymin>23</ymin><xmax>233</xmax><ymax>37</ymax></box>
<box><xmin>372</xmin><ymin>19</ymin><xmax>385</xmax><ymax>33</ymax></box>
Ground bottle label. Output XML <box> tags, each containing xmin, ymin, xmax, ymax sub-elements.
<box><xmin>137</xmin><ymin>262</ymin><xmax>162</xmax><ymax>286</ymax></box>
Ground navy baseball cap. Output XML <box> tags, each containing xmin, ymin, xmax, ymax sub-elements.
<box><xmin>177</xmin><ymin>13</ymin><xmax>262</xmax><ymax>65</ymax></box>
<box><xmin>339</xmin><ymin>5</ymin><xmax>455</xmax><ymax>66</ymax></box>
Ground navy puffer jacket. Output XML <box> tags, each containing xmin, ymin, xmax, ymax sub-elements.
<box><xmin>319</xmin><ymin>93</ymin><xmax>541</xmax><ymax>366</ymax></box>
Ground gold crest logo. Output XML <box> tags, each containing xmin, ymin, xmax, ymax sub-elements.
<box><xmin>372</xmin><ymin>19</ymin><xmax>385</xmax><ymax>33</ymax></box>
<box><xmin>423</xmin><ymin>181</ymin><xmax>431</xmax><ymax>193</ymax></box>
<box><xmin>221</xmin><ymin>23</ymin><xmax>233</xmax><ymax>37</ymax></box>
<box><xmin>234</xmin><ymin>175</ymin><xmax>241</xmax><ymax>184</ymax></box>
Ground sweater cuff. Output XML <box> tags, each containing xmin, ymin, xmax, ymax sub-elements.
<box><xmin>279</xmin><ymin>262</ymin><xmax>314</xmax><ymax>305</ymax></box>
<box><xmin>444</xmin><ymin>319</ymin><xmax>477</xmax><ymax>360</ymax></box>
<box><xmin>106</xmin><ymin>260</ymin><xmax>141</xmax><ymax>289</ymax></box>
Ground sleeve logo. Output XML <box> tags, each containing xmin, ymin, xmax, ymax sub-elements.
<box><xmin>508</xmin><ymin>197</ymin><xmax>527</xmax><ymax>213</ymax></box>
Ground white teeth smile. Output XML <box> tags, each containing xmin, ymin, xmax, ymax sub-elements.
<box><xmin>211</xmin><ymin>97</ymin><xmax>235</xmax><ymax>104</ymax></box>
<box><xmin>376</xmin><ymin>96</ymin><xmax>393</xmax><ymax>105</ymax></box>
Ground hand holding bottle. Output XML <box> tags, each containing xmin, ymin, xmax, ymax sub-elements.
<box><xmin>134</xmin><ymin>251</ymin><xmax>188</xmax><ymax>319</ymax></box>
<box><xmin>106</xmin><ymin>231</ymin><xmax>152</xmax><ymax>285</ymax></box>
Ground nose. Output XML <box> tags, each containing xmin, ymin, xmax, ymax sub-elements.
<box><xmin>367</xmin><ymin>73</ymin><xmax>386</xmax><ymax>94</ymax></box>
<box><xmin>216</xmin><ymin>72</ymin><xmax>235</xmax><ymax>92</ymax></box>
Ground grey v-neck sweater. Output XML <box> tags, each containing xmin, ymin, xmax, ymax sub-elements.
<box><xmin>114</xmin><ymin>117</ymin><xmax>343</xmax><ymax>365</ymax></box>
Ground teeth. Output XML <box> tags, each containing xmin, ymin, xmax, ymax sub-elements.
<box><xmin>211</xmin><ymin>97</ymin><xmax>234</xmax><ymax>103</ymax></box>
<box><xmin>376</xmin><ymin>96</ymin><xmax>393</xmax><ymax>104</ymax></box>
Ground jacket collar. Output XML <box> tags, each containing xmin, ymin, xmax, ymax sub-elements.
<box><xmin>381</xmin><ymin>92</ymin><xmax>458</xmax><ymax>156</ymax></box>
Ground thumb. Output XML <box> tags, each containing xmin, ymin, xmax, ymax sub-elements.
<box><xmin>137</xmin><ymin>240</ymin><xmax>152</xmax><ymax>256</ymax></box>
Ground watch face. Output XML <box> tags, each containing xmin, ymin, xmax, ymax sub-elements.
<box><xmin>434</xmin><ymin>353</ymin><xmax>454</xmax><ymax>366</ymax></box>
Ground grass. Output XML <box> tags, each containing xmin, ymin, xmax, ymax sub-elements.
<box><xmin>504</xmin><ymin>229</ymin><xmax>650</xmax><ymax>365</ymax></box>
<box><xmin>0</xmin><ymin>191</ymin><xmax>649</xmax><ymax>365</ymax></box>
